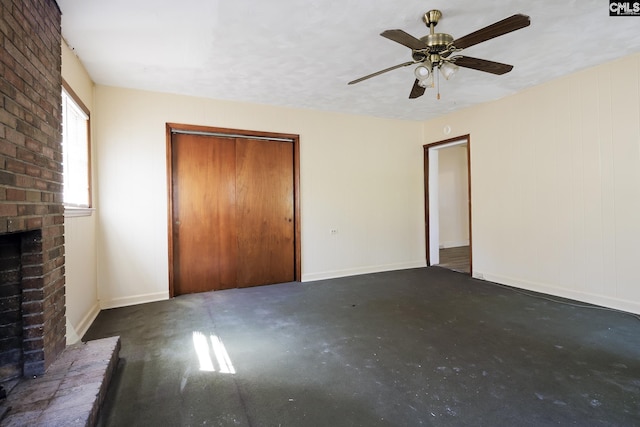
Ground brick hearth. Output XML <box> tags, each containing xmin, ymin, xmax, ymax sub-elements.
<box><xmin>1</xmin><ymin>336</ymin><xmax>120</xmax><ymax>426</ymax></box>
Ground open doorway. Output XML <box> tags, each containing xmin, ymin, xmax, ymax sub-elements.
<box><xmin>423</xmin><ymin>135</ymin><xmax>471</xmax><ymax>274</ymax></box>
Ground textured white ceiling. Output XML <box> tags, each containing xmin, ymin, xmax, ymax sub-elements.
<box><xmin>57</xmin><ymin>0</ymin><xmax>640</xmax><ymax>121</ymax></box>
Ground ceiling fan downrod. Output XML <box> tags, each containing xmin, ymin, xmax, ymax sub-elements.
<box><xmin>420</xmin><ymin>10</ymin><xmax>454</xmax><ymax>55</ymax></box>
<box><xmin>423</xmin><ymin>10</ymin><xmax>442</xmax><ymax>35</ymax></box>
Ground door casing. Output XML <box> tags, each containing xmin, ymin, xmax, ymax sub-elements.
<box><xmin>423</xmin><ymin>134</ymin><xmax>472</xmax><ymax>272</ymax></box>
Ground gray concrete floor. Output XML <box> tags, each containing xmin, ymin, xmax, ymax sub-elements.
<box><xmin>85</xmin><ymin>267</ymin><xmax>640</xmax><ymax>426</ymax></box>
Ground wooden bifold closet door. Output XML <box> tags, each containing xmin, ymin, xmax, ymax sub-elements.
<box><xmin>171</xmin><ymin>132</ymin><xmax>294</xmax><ymax>296</ymax></box>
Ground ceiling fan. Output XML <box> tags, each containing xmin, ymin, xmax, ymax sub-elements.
<box><xmin>348</xmin><ymin>10</ymin><xmax>530</xmax><ymax>99</ymax></box>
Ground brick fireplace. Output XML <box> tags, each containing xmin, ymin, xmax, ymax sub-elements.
<box><xmin>0</xmin><ymin>0</ymin><xmax>66</xmax><ymax>381</ymax></box>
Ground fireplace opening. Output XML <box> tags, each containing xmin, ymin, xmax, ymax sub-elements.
<box><xmin>0</xmin><ymin>230</ymin><xmax>45</xmax><ymax>386</ymax></box>
<box><xmin>0</xmin><ymin>233</ymin><xmax>22</xmax><ymax>383</ymax></box>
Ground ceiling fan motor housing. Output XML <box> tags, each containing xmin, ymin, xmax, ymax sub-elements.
<box><xmin>421</xmin><ymin>33</ymin><xmax>453</xmax><ymax>52</ymax></box>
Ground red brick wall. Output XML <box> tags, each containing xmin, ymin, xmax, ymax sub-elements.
<box><xmin>0</xmin><ymin>0</ymin><xmax>65</xmax><ymax>375</ymax></box>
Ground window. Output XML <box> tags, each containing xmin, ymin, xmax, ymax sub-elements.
<box><xmin>61</xmin><ymin>83</ymin><xmax>91</xmax><ymax>211</ymax></box>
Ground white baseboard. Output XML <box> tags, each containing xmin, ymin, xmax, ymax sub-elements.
<box><xmin>302</xmin><ymin>260</ymin><xmax>426</xmax><ymax>282</ymax></box>
<box><xmin>480</xmin><ymin>272</ymin><xmax>640</xmax><ymax>315</ymax></box>
<box><xmin>440</xmin><ymin>240</ymin><xmax>470</xmax><ymax>249</ymax></box>
<box><xmin>75</xmin><ymin>302</ymin><xmax>101</xmax><ymax>340</ymax></box>
<box><xmin>99</xmin><ymin>291</ymin><xmax>170</xmax><ymax>310</ymax></box>
<box><xmin>66</xmin><ymin>302</ymin><xmax>100</xmax><ymax>345</ymax></box>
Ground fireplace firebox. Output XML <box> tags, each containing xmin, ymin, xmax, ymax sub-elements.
<box><xmin>0</xmin><ymin>230</ymin><xmax>55</xmax><ymax>382</ymax></box>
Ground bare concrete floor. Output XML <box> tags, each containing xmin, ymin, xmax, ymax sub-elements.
<box><xmin>85</xmin><ymin>267</ymin><xmax>640</xmax><ymax>426</ymax></box>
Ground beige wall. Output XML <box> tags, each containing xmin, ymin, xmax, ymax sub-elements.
<box><xmin>424</xmin><ymin>53</ymin><xmax>640</xmax><ymax>314</ymax></box>
<box><xmin>61</xmin><ymin>41</ymin><xmax>99</xmax><ymax>343</ymax></box>
<box><xmin>65</xmin><ymin>43</ymin><xmax>640</xmax><ymax>318</ymax></box>
<box><xmin>92</xmin><ymin>86</ymin><xmax>426</xmax><ymax>308</ymax></box>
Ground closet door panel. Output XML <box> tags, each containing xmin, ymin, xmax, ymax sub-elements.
<box><xmin>236</xmin><ymin>138</ymin><xmax>295</xmax><ymax>287</ymax></box>
<box><xmin>172</xmin><ymin>134</ymin><xmax>237</xmax><ymax>294</ymax></box>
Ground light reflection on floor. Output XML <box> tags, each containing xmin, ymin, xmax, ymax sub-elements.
<box><xmin>192</xmin><ymin>331</ymin><xmax>236</xmax><ymax>374</ymax></box>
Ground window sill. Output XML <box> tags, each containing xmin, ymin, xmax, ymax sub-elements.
<box><xmin>64</xmin><ymin>207</ymin><xmax>95</xmax><ymax>218</ymax></box>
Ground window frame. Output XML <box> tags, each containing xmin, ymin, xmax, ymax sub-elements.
<box><xmin>61</xmin><ymin>79</ymin><xmax>93</xmax><ymax>216</ymax></box>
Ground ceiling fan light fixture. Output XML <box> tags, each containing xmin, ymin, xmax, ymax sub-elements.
<box><xmin>414</xmin><ymin>61</ymin><xmax>433</xmax><ymax>88</ymax></box>
<box><xmin>414</xmin><ymin>63</ymin><xmax>431</xmax><ymax>80</ymax></box>
<box><xmin>439</xmin><ymin>61</ymin><xmax>459</xmax><ymax>80</ymax></box>
<box><xmin>417</xmin><ymin>73</ymin><xmax>434</xmax><ymax>88</ymax></box>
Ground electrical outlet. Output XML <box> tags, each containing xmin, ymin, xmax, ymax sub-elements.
<box><xmin>330</xmin><ymin>228</ymin><xmax>338</xmax><ymax>236</ymax></box>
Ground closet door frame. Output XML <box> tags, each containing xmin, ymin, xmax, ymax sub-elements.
<box><xmin>166</xmin><ymin>123</ymin><xmax>301</xmax><ymax>297</ymax></box>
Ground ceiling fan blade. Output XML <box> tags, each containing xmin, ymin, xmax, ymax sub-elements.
<box><xmin>452</xmin><ymin>56</ymin><xmax>513</xmax><ymax>75</ymax></box>
<box><xmin>348</xmin><ymin>61</ymin><xmax>414</xmax><ymax>85</ymax></box>
<box><xmin>452</xmin><ymin>14</ymin><xmax>530</xmax><ymax>50</ymax></box>
<box><xmin>381</xmin><ymin>29</ymin><xmax>427</xmax><ymax>51</ymax></box>
<box><xmin>409</xmin><ymin>80</ymin><xmax>426</xmax><ymax>99</ymax></box>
